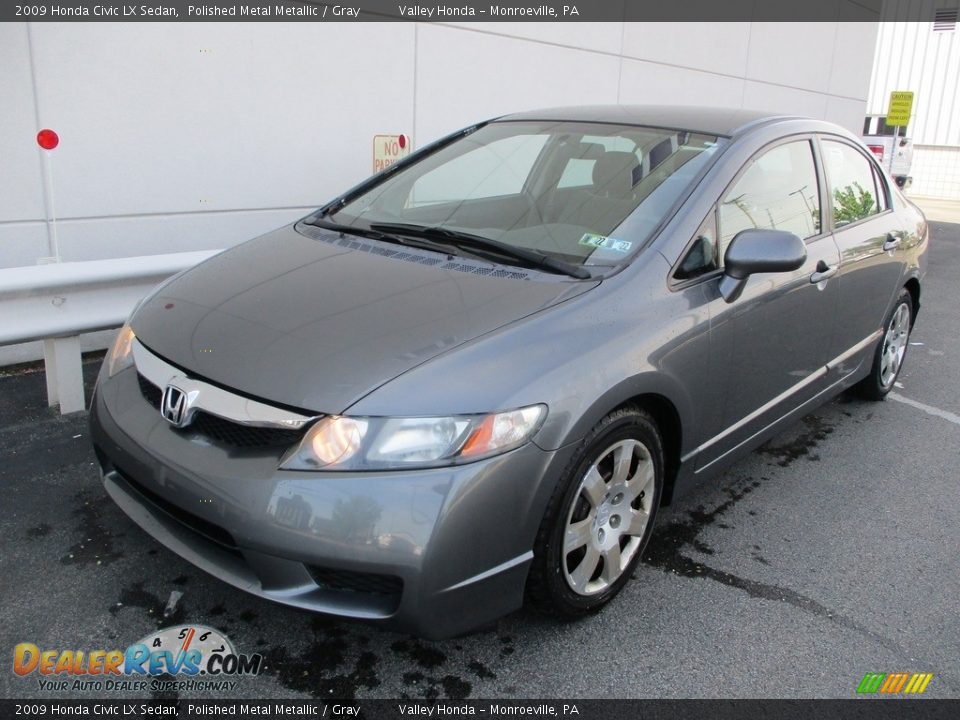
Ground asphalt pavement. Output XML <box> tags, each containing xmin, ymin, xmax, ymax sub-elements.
<box><xmin>1</xmin><ymin>223</ymin><xmax>958</xmax><ymax>700</ymax></box>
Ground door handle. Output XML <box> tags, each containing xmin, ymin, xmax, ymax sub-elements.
<box><xmin>883</xmin><ymin>233</ymin><xmax>901</xmax><ymax>251</ymax></box>
<box><xmin>809</xmin><ymin>261</ymin><xmax>838</xmax><ymax>284</ymax></box>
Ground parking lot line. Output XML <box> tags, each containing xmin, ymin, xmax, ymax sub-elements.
<box><xmin>888</xmin><ymin>392</ymin><xmax>960</xmax><ymax>427</ymax></box>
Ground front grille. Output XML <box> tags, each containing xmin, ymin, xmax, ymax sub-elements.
<box><xmin>114</xmin><ymin>464</ymin><xmax>240</xmax><ymax>554</ymax></box>
<box><xmin>189</xmin><ymin>412</ymin><xmax>303</xmax><ymax>448</ymax></box>
<box><xmin>137</xmin><ymin>373</ymin><xmax>304</xmax><ymax>449</ymax></box>
<box><xmin>138</xmin><ymin>373</ymin><xmax>162</xmax><ymax>408</ymax></box>
<box><xmin>307</xmin><ymin>566</ymin><xmax>404</xmax><ymax>597</ymax></box>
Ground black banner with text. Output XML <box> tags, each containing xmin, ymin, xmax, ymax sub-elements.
<box><xmin>3</xmin><ymin>699</ymin><xmax>960</xmax><ymax>719</ymax></box>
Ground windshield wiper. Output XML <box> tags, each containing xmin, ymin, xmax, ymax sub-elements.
<box><xmin>303</xmin><ymin>217</ymin><xmax>457</xmax><ymax>256</ymax></box>
<box><xmin>369</xmin><ymin>223</ymin><xmax>591</xmax><ymax>279</ymax></box>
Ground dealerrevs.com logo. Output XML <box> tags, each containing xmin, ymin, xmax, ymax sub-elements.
<box><xmin>13</xmin><ymin>625</ymin><xmax>262</xmax><ymax>693</ymax></box>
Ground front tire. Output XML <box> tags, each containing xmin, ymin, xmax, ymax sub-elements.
<box><xmin>854</xmin><ymin>288</ymin><xmax>913</xmax><ymax>400</ymax></box>
<box><xmin>527</xmin><ymin>406</ymin><xmax>663</xmax><ymax>617</ymax></box>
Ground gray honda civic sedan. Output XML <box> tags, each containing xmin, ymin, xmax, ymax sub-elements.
<box><xmin>90</xmin><ymin>106</ymin><xmax>928</xmax><ymax>638</ymax></box>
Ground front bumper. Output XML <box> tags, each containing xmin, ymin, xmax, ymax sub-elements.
<box><xmin>90</xmin><ymin>364</ymin><xmax>570</xmax><ymax>638</ymax></box>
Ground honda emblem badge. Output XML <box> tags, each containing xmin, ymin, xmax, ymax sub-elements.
<box><xmin>160</xmin><ymin>384</ymin><xmax>192</xmax><ymax>428</ymax></box>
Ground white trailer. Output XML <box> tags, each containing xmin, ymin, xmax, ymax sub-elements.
<box><xmin>862</xmin><ymin>115</ymin><xmax>914</xmax><ymax>188</ymax></box>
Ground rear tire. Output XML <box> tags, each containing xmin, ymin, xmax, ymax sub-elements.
<box><xmin>526</xmin><ymin>406</ymin><xmax>663</xmax><ymax>618</ymax></box>
<box><xmin>854</xmin><ymin>288</ymin><xmax>913</xmax><ymax>401</ymax></box>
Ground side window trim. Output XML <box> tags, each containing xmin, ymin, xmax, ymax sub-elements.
<box><xmin>807</xmin><ymin>135</ymin><xmax>828</xmax><ymax>244</ymax></box>
<box><xmin>816</xmin><ymin>133</ymin><xmax>893</xmax><ymax>233</ymax></box>
<box><xmin>669</xmin><ymin>207</ymin><xmax>722</xmax><ymax>287</ymax></box>
<box><xmin>872</xmin><ymin>166</ymin><xmax>885</xmax><ymax>213</ymax></box>
<box><xmin>873</xmin><ymin>163</ymin><xmax>891</xmax><ymax>212</ymax></box>
<box><xmin>810</xmin><ymin>134</ymin><xmax>830</xmax><ymax>238</ymax></box>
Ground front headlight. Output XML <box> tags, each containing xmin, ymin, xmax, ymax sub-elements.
<box><xmin>107</xmin><ymin>323</ymin><xmax>136</xmax><ymax>377</ymax></box>
<box><xmin>280</xmin><ymin>404</ymin><xmax>546</xmax><ymax>471</ymax></box>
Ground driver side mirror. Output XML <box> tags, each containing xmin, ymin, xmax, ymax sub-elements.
<box><xmin>718</xmin><ymin>229</ymin><xmax>807</xmax><ymax>303</ymax></box>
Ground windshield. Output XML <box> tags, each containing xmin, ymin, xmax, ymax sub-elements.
<box><xmin>327</xmin><ymin>121</ymin><xmax>725</xmax><ymax>268</ymax></box>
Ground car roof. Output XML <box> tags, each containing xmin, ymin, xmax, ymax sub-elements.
<box><xmin>497</xmin><ymin>105</ymin><xmax>800</xmax><ymax>138</ymax></box>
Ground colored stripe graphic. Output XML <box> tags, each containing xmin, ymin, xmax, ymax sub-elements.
<box><xmin>879</xmin><ymin>674</ymin><xmax>899</xmax><ymax>693</ymax></box>
<box><xmin>893</xmin><ymin>673</ymin><xmax>909</xmax><ymax>693</ymax></box>
<box><xmin>857</xmin><ymin>673</ymin><xmax>886</xmax><ymax>693</ymax></box>
<box><xmin>904</xmin><ymin>674</ymin><xmax>921</xmax><ymax>693</ymax></box>
<box><xmin>857</xmin><ymin>672</ymin><xmax>933</xmax><ymax>694</ymax></box>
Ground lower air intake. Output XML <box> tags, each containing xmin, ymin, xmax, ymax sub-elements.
<box><xmin>307</xmin><ymin>566</ymin><xmax>404</xmax><ymax>597</ymax></box>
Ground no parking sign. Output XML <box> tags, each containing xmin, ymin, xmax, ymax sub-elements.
<box><xmin>373</xmin><ymin>134</ymin><xmax>411</xmax><ymax>173</ymax></box>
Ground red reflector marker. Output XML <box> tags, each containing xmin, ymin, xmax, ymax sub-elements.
<box><xmin>37</xmin><ymin>129</ymin><xmax>59</xmax><ymax>150</ymax></box>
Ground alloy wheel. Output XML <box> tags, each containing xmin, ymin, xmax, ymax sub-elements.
<box><xmin>880</xmin><ymin>302</ymin><xmax>910</xmax><ymax>388</ymax></box>
<box><xmin>562</xmin><ymin>439</ymin><xmax>655</xmax><ymax>596</ymax></box>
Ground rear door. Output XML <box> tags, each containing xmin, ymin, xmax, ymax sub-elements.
<box><xmin>818</xmin><ymin>137</ymin><xmax>906</xmax><ymax>377</ymax></box>
<box><xmin>698</xmin><ymin>137</ymin><xmax>841</xmax><ymax>470</ymax></box>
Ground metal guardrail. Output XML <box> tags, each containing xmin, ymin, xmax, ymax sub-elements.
<box><xmin>0</xmin><ymin>251</ymin><xmax>220</xmax><ymax>414</ymax></box>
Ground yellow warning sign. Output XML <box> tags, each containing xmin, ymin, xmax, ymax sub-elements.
<box><xmin>886</xmin><ymin>91</ymin><xmax>914</xmax><ymax>127</ymax></box>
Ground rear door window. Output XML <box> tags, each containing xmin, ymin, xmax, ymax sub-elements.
<box><xmin>821</xmin><ymin>140</ymin><xmax>882</xmax><ymax>227</ymax></box>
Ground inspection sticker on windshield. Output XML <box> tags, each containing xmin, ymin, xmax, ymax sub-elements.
<box><xmin>579</xmin><ymin>233</ymin><xmax>632</xmax><ymax>253</ymax></box>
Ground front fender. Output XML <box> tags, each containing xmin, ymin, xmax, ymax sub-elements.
<box><xmin>547</xmin><ymin>370</ymin><xmax>690</xmax><ymax>453</ymax></box>
<box><xmin>348</xmin><ymin>254</ymin><xmax>710</xmax><ymax>463</ymax></box>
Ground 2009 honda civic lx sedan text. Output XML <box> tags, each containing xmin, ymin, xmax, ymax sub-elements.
<box><xmin>90</xmin><ymin>106</ymin><xmax>928</xmax><ymax>638</ymax></box>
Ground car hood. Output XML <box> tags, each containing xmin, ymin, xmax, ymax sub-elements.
<box><xmin>131</xmin><ymin>224</ymin><xmax>598</xmax><ymax>413</ymax></box>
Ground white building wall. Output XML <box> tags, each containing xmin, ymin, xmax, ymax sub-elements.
<box><xmin>1</xmin><ymin>20</ymin><xmax>879</xmax><ymax>276</ymax></box>
<box><xmin>867</xmin><ymin>5</ymin><xmax>960</xmax><ymax>199</ymax></box>
<box><xmin>868</xmin><ymin>18</ymin><xmax>960</xmax><ymax>145</ymax></box>
<box><xmin>911</xmin><ymin>145</ymin><xmax>960</xmax><ymax>197</ymax></box>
